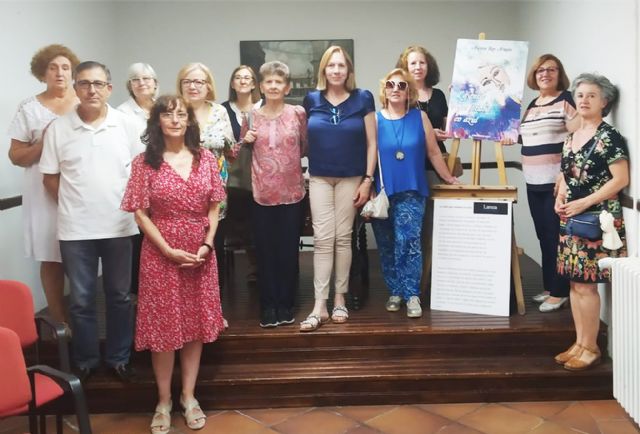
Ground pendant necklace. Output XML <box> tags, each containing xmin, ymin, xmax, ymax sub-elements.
<box><xmin>391</xmin><ymin>111</ymin><xmax>406</xmax><ymax>160</ymax></box>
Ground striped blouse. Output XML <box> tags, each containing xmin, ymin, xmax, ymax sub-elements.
<box><xmin>519</xmin><ymin>90</ymin><xmax>576</xmax><ymax>190</ymax></box>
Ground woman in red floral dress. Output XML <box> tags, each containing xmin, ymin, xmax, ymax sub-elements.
<box><xmin>121</xmin><ymin>95</ymin><xmax>225</xmax><ymax>433</ymax></box>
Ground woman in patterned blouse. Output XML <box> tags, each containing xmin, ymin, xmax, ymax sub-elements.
<box><xmin>241</xmin><ymin>61</ymin><xmax>307</xmax><ymax>328</ymax></box>
<box><xmin>176</xmin><ymin>63</ymin><xmax>236</xmax><ymax>282</ymax></box>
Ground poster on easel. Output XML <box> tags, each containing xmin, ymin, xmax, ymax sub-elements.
<box><xmin>446</xmin><ymin>39</ymin><xmax>529</xmax><ymax>142</ymax></box>
<box><xmin>431</xmin><ymin>198</ymin><xmax>512</xmax><ymax>316</ymax></box>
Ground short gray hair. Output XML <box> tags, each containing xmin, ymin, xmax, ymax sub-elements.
<box><xmin>571</xmin><ymin>73</ymin><xmax>618</xmax><ymax>116</ymax></box>
<box><xmin>126</xmin><ymin>62</ymin><xmax>158</xmax><ymax>99</ymax></box>
<box><xmin>259</xmin><ymin>61</ymin><xmax>290</xmax><ymax>84</ymax></box>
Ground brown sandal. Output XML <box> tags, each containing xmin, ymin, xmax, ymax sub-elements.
<box><xmin>554</xmin><ymin>343</ymin><xmax>581</xmax><ymax>365</ymax></box>
<box><xmin>564</xmin><ymin>345</ymin><xmax>601</xmax><ymax>371</ymax></box>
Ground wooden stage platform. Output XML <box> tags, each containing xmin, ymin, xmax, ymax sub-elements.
<box><xmin>47</xmin><ymin>250</ymin><xmax>612</xmax><ymax>413</ymax></box>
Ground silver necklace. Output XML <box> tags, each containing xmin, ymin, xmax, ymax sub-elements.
<box><xmin>389</xmin><ymin>111</ymin><xmax>406</xmax><ymax>160</ymax></box>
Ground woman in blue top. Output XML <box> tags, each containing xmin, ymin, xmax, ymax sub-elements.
<box><xmin>300</xmin><ymin>46</ymin><xmax>377</xmax><ymax>331</ymax></box>
<box><xmin>373</xmin><ymin>68</ymin><xmax>457</xmax><ymax>318</ymax></box>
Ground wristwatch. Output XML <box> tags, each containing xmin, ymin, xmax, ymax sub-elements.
<box><xmin>362</xmin><ymin>175</ymin><xmax>375</xmax><ymax>183</ymax></box>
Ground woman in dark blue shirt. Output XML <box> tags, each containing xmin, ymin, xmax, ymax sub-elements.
<box><xmin>300</xmin><ymin>46</ymin><xmax>376</xmax><ymax>331</ymax></box>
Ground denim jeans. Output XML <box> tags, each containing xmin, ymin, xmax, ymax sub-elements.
<box><xmin>60</xmin><ymin>237</ymin><xmax>133</xmax><ymax>369</ymax></box>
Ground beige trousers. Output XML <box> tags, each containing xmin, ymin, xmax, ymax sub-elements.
<box><xmin>309</xmin><ymin>175</ymin><xmax>361</xmax><ymax>300</ymax></box>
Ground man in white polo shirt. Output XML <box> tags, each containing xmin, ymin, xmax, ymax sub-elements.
<box><xmin>40</xmin><ymin>61</ymin><xmax>144</xmax><ymax>382</ymax></box>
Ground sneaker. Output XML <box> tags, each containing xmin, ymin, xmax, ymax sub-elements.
<box><xmin>385</xmin><ymin>296</ymin><xmax>402</xmax><ymax>312</ymax></box>
<box><xmin>260</xmin><ymin>308</ymin><xmax>278</xmax><ymax>328</ymax></box>
<box><xmin>276</xmin><ymin>307</ymin><xmax>295</xmax><ymax>325</ymax></box>
<box><xmin>406</xmin><ymin>296</ymin><xmax>422</xmax><ymax>318</ymax></box>
<box><xmin>112</xmin><ymin>363</ymin><xmax>137</xmax><ymax>383</ymax></box>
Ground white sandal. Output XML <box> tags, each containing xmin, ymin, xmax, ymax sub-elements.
<box><xmin>299</xmin><ymin>314</ymin><xmax>329</xmax><ymax>332</ymax></box>
<box><xmin>181</xmin><ymin>398</ymin><xmax>206</xmax><ymax>430</ymax></box>
<box><xmin>150</xmin><ymin>401</ymin><xmax>172</xmax><ymax>434</ymax></box>
<box><xmin>331</xmin><ymin>305</ymin><xmax>349</xmax><ymax>323</ymax></box>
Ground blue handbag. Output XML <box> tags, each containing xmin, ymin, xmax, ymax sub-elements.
<box><xmin>567</xmin><ymin>212</ymin><xmax>602</xmax><ymax>240</ymax></box>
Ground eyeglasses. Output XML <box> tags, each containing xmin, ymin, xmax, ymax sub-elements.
<box><xmin>130</xmin><ymin>76</ymin><xmax>155</xmax><ymax>85</ymax></box>
<box><xmin>76</xmin><ymin>80</ymin><xmax>109</xmax><ymax>90</ymax></box>
<box><xmin>233</xmin><ymin>75</ymin><xmax>253</xmax><ymax>81</ymax></box>
<box><xmin>536</xmin><ymin>67</ymin><xmax>559</xmax><ymax>75</ymax></box>
<box><xmin>329</xmin><ymin>107</ymin><xmax>341</xmax><ymax>125</ymax></box>
<box><xmin>180</xmin><ymin>79</ymin><xmax>207</xmax><ymax>89</ymax></box>
<box><xmin>159</xmin><ymin>111</ymin><xmax>189</xmax><ymax>121</ymax></box>
<box><xmin>385</xmin><ymin>80</ymin><xmax>408</xmax><ymax>91</ymax></box>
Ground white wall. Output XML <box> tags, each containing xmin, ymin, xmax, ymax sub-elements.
<box><xmin>0</xmin><ymin>2</ymin><xmax>117</xmax><ymax>309</ymax></box>
<box><xmin>1</xmin><ymin>0</ymin><xmax>637</xmax><ymax>310</ymax></box>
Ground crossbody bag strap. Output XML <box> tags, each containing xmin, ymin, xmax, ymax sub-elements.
<box><xmin>374</xmin><ymin>112</ymin><xmax>385</xmax><ymax>190</ymax></box>
<box><xmin>576</xmin><ymin>128</ymin><xmax>607</xmax><ymax>211</ymax></box>
<box><xmin>577</xmin><ymin>129</ymin><xmax>601</xmax><ymax>184</ymax></box>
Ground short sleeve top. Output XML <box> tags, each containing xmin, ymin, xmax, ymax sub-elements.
<box><xmin>121</xmin><ymin>148</ymin><xmax>226</xmax><ymax>218</ymax></box>
<box><xmin>520</xmin><ymin>90</ymin><xmax>576</xmax><ymax>190</ymax></box>
<box><xmin>241</xmin><ymin>105</ymin><xmax>307</xmax><ymax>206</ymax></box>
<box><xmin>303</xmin><ymin>88</ymin><xmax>375</xmax><ymax>177</ymax></box>
<box><xmin>562</xmin><ymin>122</ymin><xmax>628</xmax><ymax>211</ymax></box>
<box><xmin>417</xmin><ymin>87</ymin><xmax>448</xmax><ymax>154</ymax></box>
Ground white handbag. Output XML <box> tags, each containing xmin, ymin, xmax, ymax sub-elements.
<box><xmin>360</xmin><ymin>152</ymin><xmax>389</xmax><ymax>219</ymax></box>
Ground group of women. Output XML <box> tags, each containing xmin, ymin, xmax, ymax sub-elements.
<box><xmin>8</xmin><ymin>42</ymin><xmax>629</xmax><ymax>433</ymax></box>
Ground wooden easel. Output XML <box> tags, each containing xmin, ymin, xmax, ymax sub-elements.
<box><xmin>424</xmin><ymin>33</ymin><xmax>526</xmax><ymax>315</ymax></box>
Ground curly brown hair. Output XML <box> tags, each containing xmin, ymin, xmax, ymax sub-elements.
<box><xmin>396</xmin><ymin>45</ymin><xmax>441</xmax><ymax>87</ymax></box>
<box><xmin>30</xmin><ymin>44</ymin><xmax>80</xmax><ymax>82</ymax></box>
<box><xmin>142</xmin><ymin>95</ymin><xmax>202</xmax><ymax>170</ymax></box>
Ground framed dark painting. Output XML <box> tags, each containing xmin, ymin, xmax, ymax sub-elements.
<box><xmin>240</xmin><ymin>39</ymin><xmax>354</xmax><ymax>104</ymax></box>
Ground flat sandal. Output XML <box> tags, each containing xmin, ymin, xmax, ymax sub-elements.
<box><xmin>150</xmin><ymin>401</ymin><xmax>172</xmax><ymax>434</ymax></box>
<box><xmin>181</xmin><ymin>398</ymin><xmax>206</xmax><ymax>430</ymax></box>
<box><xmin>299</xmin><ymin>314</ymin><xmax>329</xmax><ymax>332</ymax></box>
<box><xmin>331</xmin><ymin>305</ymin><xmax>349</xmax><ymax>323</ymax></box>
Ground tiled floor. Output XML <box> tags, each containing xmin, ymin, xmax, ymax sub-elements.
<box><xmin>1</xmin><ymin>400</ymin><xmax>638</xmax><ymax>434</ymax></box>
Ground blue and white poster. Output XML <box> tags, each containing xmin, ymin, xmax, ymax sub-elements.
<box><xmin>446</xmin><ymin>39</ymin><xmax>529</xmax><ymax>142</ymax></box>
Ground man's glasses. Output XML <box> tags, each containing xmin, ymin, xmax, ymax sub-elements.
<box><xmin>160</xmin><ymin>112</ymin><xmax>189</xmax><ymax>121</ymax></box>
<box><xmin>130</xmin><ymin>76</ymin><xmax>155</xmax><ymax>85</ymax></box>
<box><xmin>329</xmin><ymin>107</ymin><xmax>341</xmax><ymax>125</ymax></box>
<box><xmin>76</xmin><ymin>80</ymin><xmax>109</xmax><ymax>90</ymax></box>
<box><xmin>385</xmin><ymin>80</ymin><xmax>408</xmax><ymax>91</ymax></box>
<box><xmin>536</xmin><ymin>67</ymin><xmax>558</xmax><ymax>75</ymax></box>
<box><xmin>180</xmin><ymin>79</ymin><xmax>207</xmax><ymax>89</ymax></box>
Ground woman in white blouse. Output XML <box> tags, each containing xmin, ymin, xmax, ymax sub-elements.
<box><xmin>117</xmin><ymin>62</ymin><xmax>159</xmax><ymax>135</ymax></box>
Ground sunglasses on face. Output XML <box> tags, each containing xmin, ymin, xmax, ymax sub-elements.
<box><xmin>385</xmin><ymin>80</ymin><xmax>408</xmax><ymax>91</ymax></box>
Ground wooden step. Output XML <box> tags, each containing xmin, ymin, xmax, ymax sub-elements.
<box><xmin>82</xmin><ymin>355</ymin><xmax>612</xmax><ymax>412</ymax></box>
<box><xmin>35</xmin><ymin>252</ymin><xmax>613</xmax><ymax>412</ymax></box>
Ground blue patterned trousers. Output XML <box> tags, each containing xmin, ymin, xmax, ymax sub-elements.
<box><xmin>371</xmin><ymin>191</ymin><xmax>426</xmax><ymax>300</ymax></box>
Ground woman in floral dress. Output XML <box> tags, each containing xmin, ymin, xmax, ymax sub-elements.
<box><xmin>554</xmin><ymin>73</ymin><xmax>629</xmax><ymax>371</ymax></box>
<box><xmin>121</xmin><ymin>95</ymin><xmax>225</xmax><ymax>433</ymax></box>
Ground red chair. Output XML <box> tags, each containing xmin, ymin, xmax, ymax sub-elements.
<box><xmin>0</xmin><ymin>280</ymin><xmax>70</xmax><ymax>372</ymax></box>
<box><xmin>0</xmin><ymin>327</ymin><xmax>92</xmax><ymax>434</ymax></box>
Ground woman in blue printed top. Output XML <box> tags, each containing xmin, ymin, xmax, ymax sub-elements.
<box><xmin>373</xmin><ymin>68</ymin><xmax>457</xmax><ymax>318</ymax></box>
<box><xmin>299</xmin><ymin>46</ymin><xmax>377</xmax><ymax>332</ymax></box>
